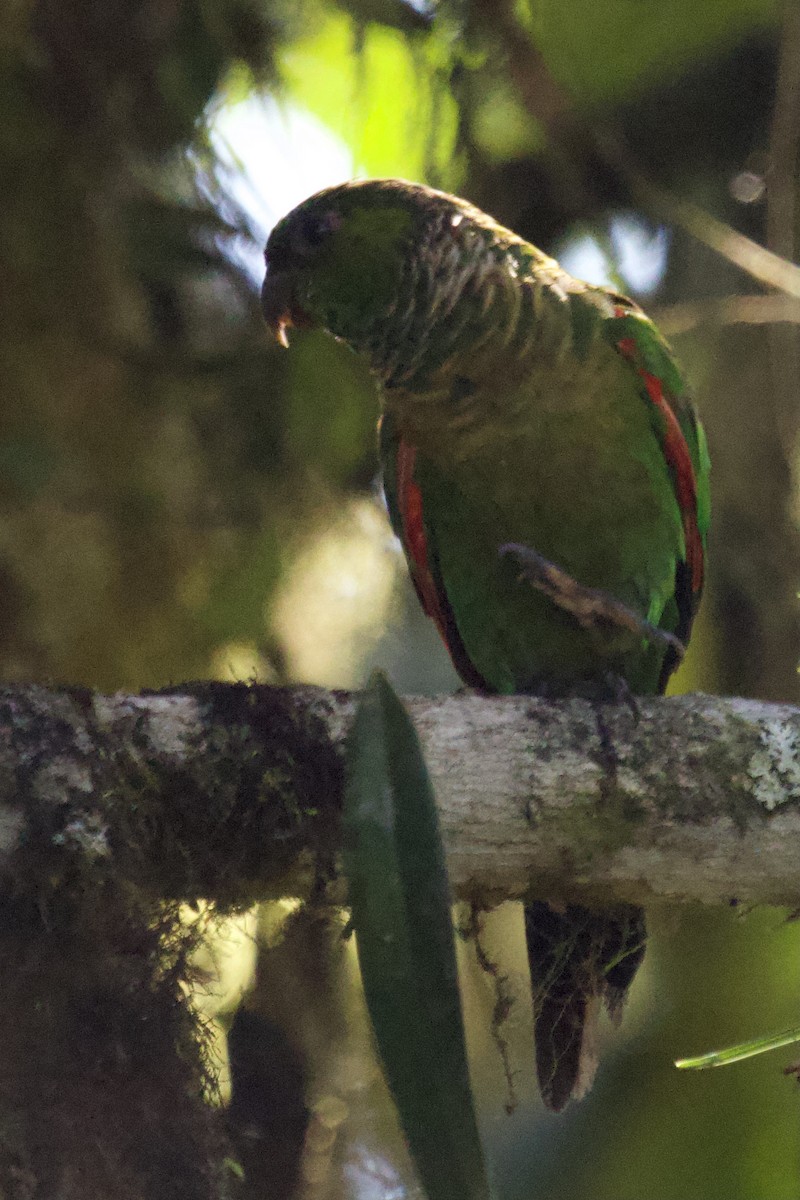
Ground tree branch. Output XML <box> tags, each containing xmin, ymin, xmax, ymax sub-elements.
<box><xmin>654</xmin><ymin>294</ymin><xmax>800</xmax><ymax>336</ymax></box>
<box><xmin>2</xmin><ymin>683</ymin><xmax>799</xmax><ymax>911</ymax></box>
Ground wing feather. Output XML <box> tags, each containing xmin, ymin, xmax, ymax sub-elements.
<box><xmin>380</xmin><ymin>414</ymin><xmax>488</xmax><ymax>689</ymax></box>
<box><xmin>603</xmin><ymin>303</ymin><xmax>710</xmax><ymax>686</ymax></box>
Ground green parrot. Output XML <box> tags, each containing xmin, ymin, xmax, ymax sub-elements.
<box><xmin>261</xmin><ymin>178</ymin><xmax>710</xmax><ymax>1111</ymax></box>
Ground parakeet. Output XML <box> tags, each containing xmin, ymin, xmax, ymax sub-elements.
<box><xmin>261</xmin><ymin>179</ymin><xmax>710</xmax><ymax>1111</ymax></box>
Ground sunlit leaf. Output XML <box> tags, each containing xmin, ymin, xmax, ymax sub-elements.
<box><xmin>280</xmin><ymin>9</ymin><xmax>458</xmax><ymax>181</ymax></box>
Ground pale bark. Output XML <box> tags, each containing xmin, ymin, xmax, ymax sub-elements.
<box><xmin>1</xmin><ymin>683</ymin><xmax>799</xmax><ymax>910</ymax></box>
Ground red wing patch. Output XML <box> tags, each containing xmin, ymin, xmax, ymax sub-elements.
<box><xmin>615</xmin><ymin>332</ymin><xmax>704</xmax><ymax>599</ymax></box>
<box><xmin>395</xmin><ymin>440</ymin><xmax>450</xmax><ymax>639</ymax></box>
<box><xmin>395</xmin><ymin>439</ymin><xmax>489</xmax><ymax>690</ymax></box>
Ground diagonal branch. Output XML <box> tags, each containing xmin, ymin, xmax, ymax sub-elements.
<box><xmin>654</xmin><ymin>294</ymin><xmax>800</xmax><ymax>336</ymax></box>
<box><xmin>1</xmin><ymin>682</ymin><xmax>799</xmax><ymax>910</ymax></box>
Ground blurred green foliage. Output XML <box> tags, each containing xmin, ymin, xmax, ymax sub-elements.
<box><xmin>2</xmin><ymin>0</ymin><xmax>800</xmax><ymax>1197</ymax></box>
<box><xmin>280</xmin><ymin>10</ymin><xmax>459</xmax><ymax>180</ymax></box>
<box><xmin>534</xmin><ymin>0</ymin><xmax>779</xmax><ymax>101</ymax></box>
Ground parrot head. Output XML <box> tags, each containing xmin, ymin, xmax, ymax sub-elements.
<box><xmin>262</xmin><ymin>178</ymin><xmax>502</xmax><ymax>353</ymax></box>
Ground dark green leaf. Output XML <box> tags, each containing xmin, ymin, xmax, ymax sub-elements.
<box><xmin>344</xmin><ymin>671</ymin><xmax>494</xmax><ymax>1200</ymax></box>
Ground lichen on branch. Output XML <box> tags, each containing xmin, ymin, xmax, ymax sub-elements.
<box><xmin>0</xmin><ymin>683</ymin><xmax>798</xmax><ymax>911</ymax></box>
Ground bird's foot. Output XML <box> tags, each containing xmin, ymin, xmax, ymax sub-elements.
<box><xmin>600</xmin><ymin>671</ymin><xmax>640</xmax><ymax>720</ymax></box>
<box><xmin>499</xmin><ymin>542</ymin><xmax>686</xmax><ymax>660</ymax></box>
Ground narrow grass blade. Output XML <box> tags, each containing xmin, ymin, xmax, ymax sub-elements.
<box><xmin>676</xmin><ymin>1026</ymin><xmax>800</xmax><ymax>1070</ymax></box>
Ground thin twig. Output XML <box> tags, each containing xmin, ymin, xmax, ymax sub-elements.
<box><xmin>460</xmin><ymin>904</ymin><xmax>519</xmax><ymax>1115</ymax></box>
<box><xmin>654</xmin><ymin>294</ymin><xmax>800</xmax><ymax>337</ymax></box>
<box><xmin>629</xmin><ymin>172</ymin><xmax>800</xmax><ymax>299</ymax></box>
<box><xmin>767</xmin><ymin>1</ymin><xmax>800</xmax><ymax>266</ymax></box>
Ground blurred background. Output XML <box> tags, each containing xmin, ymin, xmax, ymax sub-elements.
<box><xmin>2</xmin><ymin>0</ymin><xmax>800</xmax><ymax>1196</ymax></box>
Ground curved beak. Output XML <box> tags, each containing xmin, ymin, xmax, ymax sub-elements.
<box><xmin>261</xmin><ymin>269</ymin><xmax>295</xmax><ymax>348</ymax></box>
<box><xmin>261</xmin><ymin>268</ymin><xmax>316</xmax><ymax>348</ymax></box>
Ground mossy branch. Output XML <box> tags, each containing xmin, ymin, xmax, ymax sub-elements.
<box><xmin>2</xmin><ymin>683</ymin><xmax>800</xmax><ymax>911</ymax></box>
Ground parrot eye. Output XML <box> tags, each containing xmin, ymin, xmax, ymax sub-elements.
<box><xmin>291</xmin><ymin>209</ymin><xmax>343</xmax><ymax>256</ymax></box>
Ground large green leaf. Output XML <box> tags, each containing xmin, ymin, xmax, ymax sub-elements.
<box><xmin>344</xmin><ymin>671</ymin><xmax>494</xmax><ymax>1200</ymax></box>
